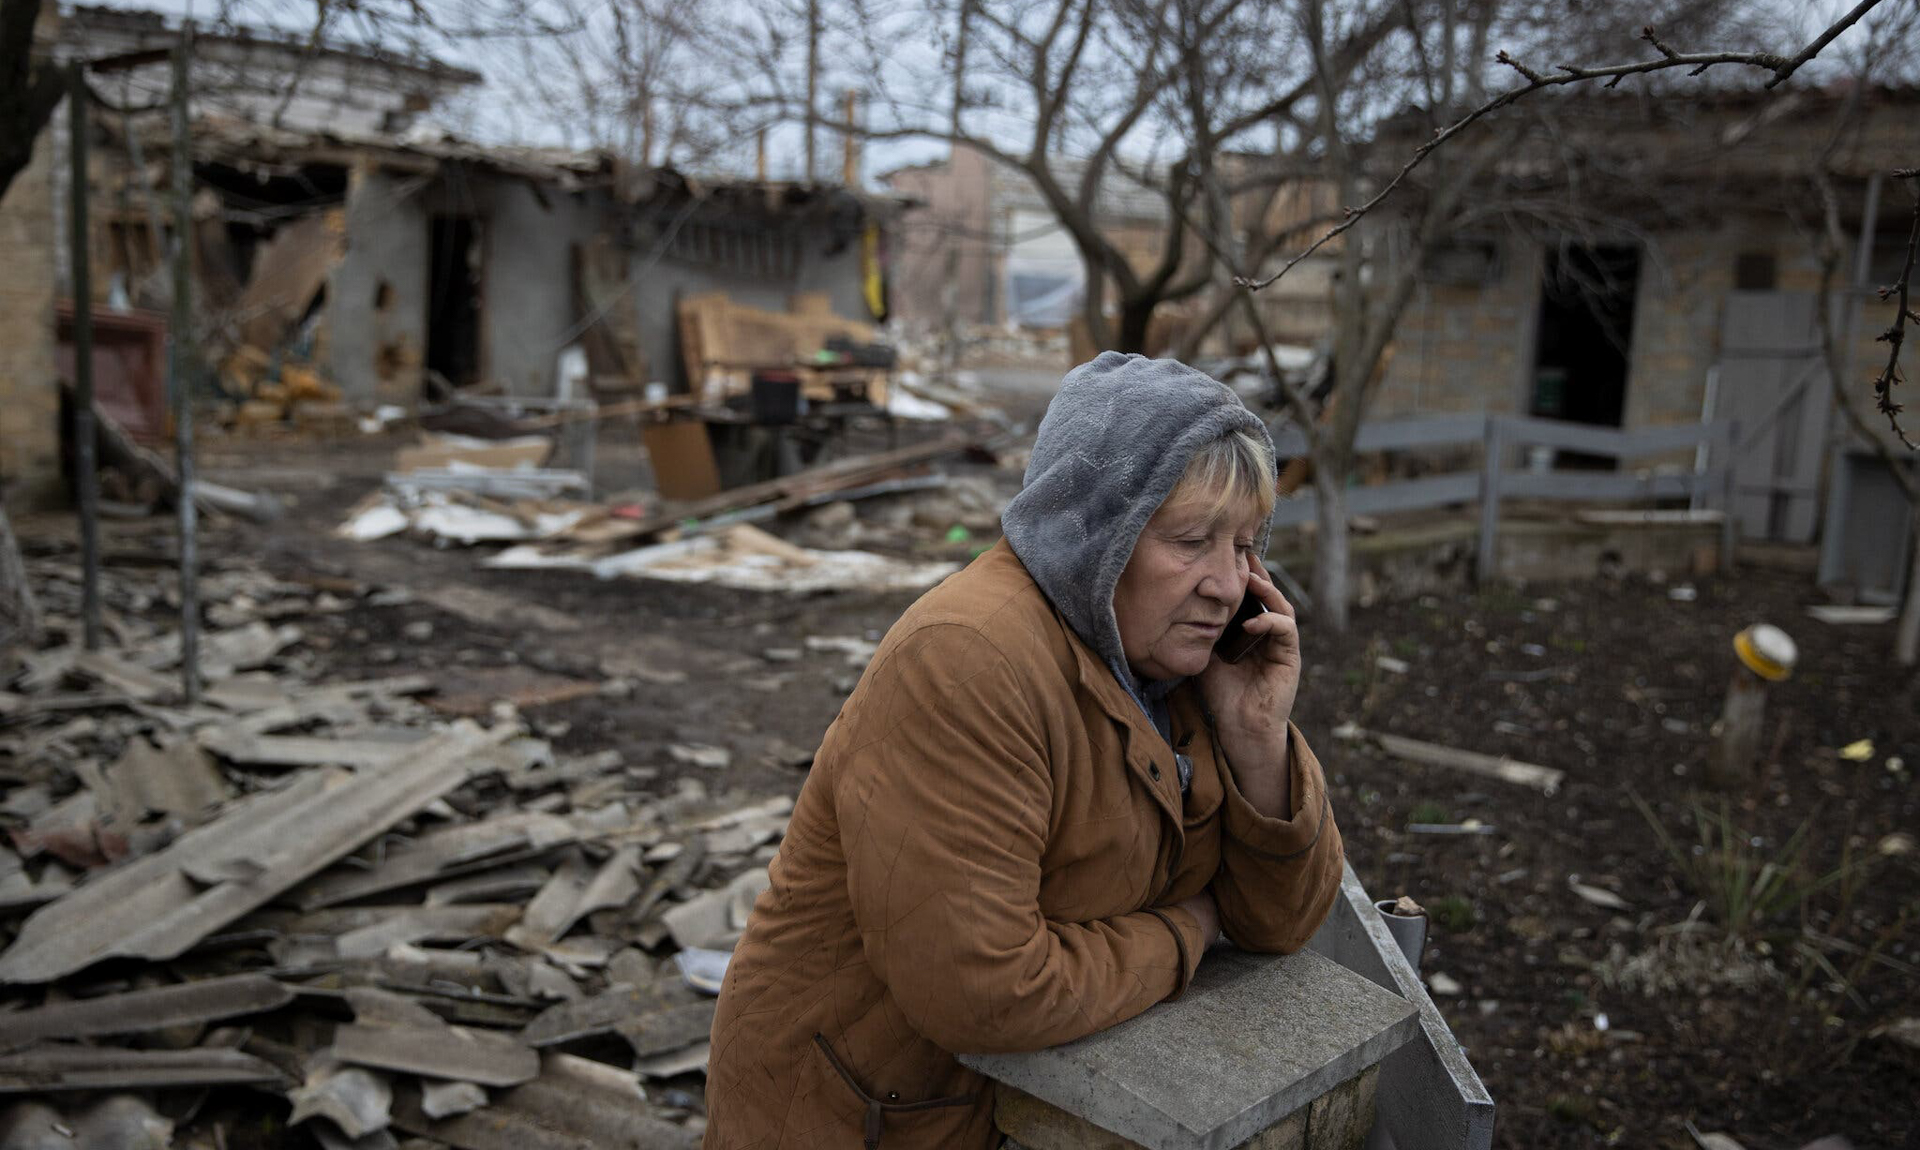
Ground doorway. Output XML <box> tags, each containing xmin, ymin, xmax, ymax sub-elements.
<box><xmin>1529</xmin><ymin>244</ymin><xmax>1640</xmax><ymax>440</ymax></box>
<box><xmin>428</xmin><ymin>215</ymin><xmax>483</xmax><ymax>388</ymax></box>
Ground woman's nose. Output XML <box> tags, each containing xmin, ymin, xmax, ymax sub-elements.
<box><xmin>1196</xmin><ymin>541</ymin><xmax>1245</xmax><ymax>602</ymax></box>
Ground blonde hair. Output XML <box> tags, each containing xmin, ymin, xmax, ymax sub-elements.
<box><xmin>1167</xmin><ymin>428</ymin><xmax>1276</xmax><ymax>527</ymax></box>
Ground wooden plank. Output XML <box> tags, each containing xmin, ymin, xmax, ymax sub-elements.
<box><xmin>1333</xmin><ymin>723</ymin><xmax>1563</xmax><ymax>794</ymax></box>
<box><xmin>1498</xmin><ymin>471</ymin><xmax>1704</xmax><ymax>501</ymax></box>
<box><xmin>1269</xmin><ymin>412</ymin><xmax>1485</xmax><ymax>457</ymax></box>
<box><xmin>623</xmin><ymin>432</ymin><xmax>977</xmax><ymax>536</ymax></box>
<box><xmin>1476</xmin><ymin>417</ymin><xmax>1503</xmax><ymax>582</ymax></box>
<box><xmin>1270</xmin><ymin>473</ymin><xmax>1481</xmax><ymax>528</ymax></box>
<box><xmin>1496</xmin><ymin>415</ymin><xmax>1719</xmax><ymax>459</ymax></box>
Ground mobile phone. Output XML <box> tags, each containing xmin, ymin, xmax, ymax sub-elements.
<box><xmin>1214</xmin><ymin>589</ymin><xmax>1270</xmax><ymax>664</ymax></box>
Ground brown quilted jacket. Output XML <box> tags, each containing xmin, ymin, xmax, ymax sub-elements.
<box><xmin>703</xmin><ymin>541</ymin><xmax>1344</xmax><ymax>1149</ymax></box>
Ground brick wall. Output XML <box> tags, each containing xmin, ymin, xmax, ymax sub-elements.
<box><xmin>1371</xmin><ymin>234</ymin><xmax>1540</xmax><ymax>419</ymax></box>
<box><xmin>0</xmin><ymin>124</ymin><xmax>65</xmax><ymax>510</ymax></box>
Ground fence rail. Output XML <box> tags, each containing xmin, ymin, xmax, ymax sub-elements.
<box><xmin>1269</xmin><ymin>413</ymin><xmax>1737</xmax><ymax>581</ymax></box>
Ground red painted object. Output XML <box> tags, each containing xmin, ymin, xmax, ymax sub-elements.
<box><xmin>56</xmin><ymin>301</ymin><xmax>170</xmax><ymax>444</ymax></box>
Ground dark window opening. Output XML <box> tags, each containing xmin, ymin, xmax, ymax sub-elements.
<box><xmin>1734</xmin><ymin>251</ymin><xmax>1777</xmax><ymax>291</ymax></box>
<box><xmin>428</xmin><ymin>215</ymin><xmax>483</xmax><ymax>388</ymax></box>
<box><xmin>1530</xmin><ymin>243</ymin><xmax>1641</xmax><ymax>460</ymax></box>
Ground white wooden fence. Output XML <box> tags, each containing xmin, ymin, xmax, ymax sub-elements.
<box><xmin>1268</xmin><ymin>413</ymin><xmax>1738</xmax><ymax>581</ymax></box>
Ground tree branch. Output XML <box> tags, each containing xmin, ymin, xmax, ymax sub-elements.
<box><xmin>1871</xmin><ymin>173</ymin><xmax>1918</xmax><ymax>449</ymax></box>
<box><xmin>1239</xmin><ymin>4</ymin><xmax>1891</xmax><ymax>293</ymax></box>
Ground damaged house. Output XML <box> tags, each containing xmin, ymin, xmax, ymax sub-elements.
<box><xmin>1283</xmin><ymin>86</ymin><xmax>1918</xmax><ymax>600</ymax></box>
<box><xmin>46</xmin><ymin>5</ymin><xmax>898</xmax><ymax>436</ymax></box>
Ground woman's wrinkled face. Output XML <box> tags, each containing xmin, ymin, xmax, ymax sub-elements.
<box><xmin>1113</xmin><ymin>489</ymin><xmax>1264</xmax><ymax>681</ymax></box>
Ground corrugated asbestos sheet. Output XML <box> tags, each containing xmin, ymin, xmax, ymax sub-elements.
<box><xmin>0</xmin><ymin>973</ymin><xmax>292</xmax><ymax>1051</ymax></box>
<box><xmin>0</xmin><ymin>723</ymin><xmax>510</xmax><ymax>984</ymax></box>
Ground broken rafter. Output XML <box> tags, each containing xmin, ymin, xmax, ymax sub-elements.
<box><xmin>1332</xmin><ymin>723</ymin><xmax>1565</xmax><ymax>795</ymax></box>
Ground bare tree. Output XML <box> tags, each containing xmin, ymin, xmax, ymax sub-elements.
<box><xmin>0</xmin><ymin>0</ymin><xmax>61</xmax><ymax>203</ymax></box>
<box><xmin>787</xmin><ymin>0</ymin><xmax>1405</xmax><ymax>352</ymax></box>
<box><xmin>488</xmin><ymin>0</ymin><xmax>767</xmax><ymax>170</ymax></box>
<box><xmin>1799</xmin><ymin>0</ymin><xmax>1920</xmax><ymax>665</ymax></box>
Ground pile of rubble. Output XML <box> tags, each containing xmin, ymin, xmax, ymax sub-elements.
<box><xmin>338</xmin><ymin>428</ymin><xmax>995</xmax><ymax>594</ymax></box>
<box><xmin>1</xmin><ymin>555</ymin><xmax>791</xmax><ymax>1149</ymax></box>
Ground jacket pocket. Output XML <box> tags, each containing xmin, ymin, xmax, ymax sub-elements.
<box><xmin>811</xmin><ymin>1033</ymin><xmax>977</xmax><ymax>1150</ymax></box>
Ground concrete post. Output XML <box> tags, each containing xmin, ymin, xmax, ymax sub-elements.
<box><xmin>961</xmin><ymin>948</ymin><xmax>1417</xmax><ymax>1150</ymax></box>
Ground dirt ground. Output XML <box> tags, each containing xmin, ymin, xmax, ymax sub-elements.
<box><xmin>26</xmin><ymin>395</ymin><xmax>1919</xmax><ymax>1150</ymax></box>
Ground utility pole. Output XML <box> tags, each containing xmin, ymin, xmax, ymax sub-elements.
<box><xmin>951</xmin><ymin>0</ymin><xmax>968</xmax><ymax>138</ymax></box>
<box><xmin>804</xmin><ymin>0</ymin><xmax>819</xmax><ymax>183</ymax></box>
<box><xmin>841</xmin><ymin>89</ymin><xmax>858</xmax><ymax>187</ymax></box>
<box><xmin>68</xmin><ymin>62</ymin><xmax>101</xmax><ymax>651</ymax></box>
<box><xmin>169</xmin><ymin>24</ymin><xmax>199</xmax><ymax>705</ymax></box>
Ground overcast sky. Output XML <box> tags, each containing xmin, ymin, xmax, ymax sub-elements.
<box><xmin>78</xmin><ymin>0</ymin><xmax>1897</xmax><ymax>188</ymax></box>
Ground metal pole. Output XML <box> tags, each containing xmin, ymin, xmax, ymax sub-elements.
<box><xmin>804</xmin><ymin>0</ymin><xmax>818</xmax><ymax>182</ymax></box>
<box><xmin>169</xmin><ymin>25</ymin><xmax>199</xmax><ymax>705</ymax></box>
<box><xmin>68</xmin><ymin>62</ymin><xmax>101</xmax><ymax>652</ymax></box>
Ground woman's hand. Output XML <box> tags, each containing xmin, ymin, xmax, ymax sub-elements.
<box><xmin>1198</xmin><ymin>556</ymin><xmax>1300</xmax><ymax>818</ymax></box>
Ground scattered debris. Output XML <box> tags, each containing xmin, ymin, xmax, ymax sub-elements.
<box><xmin>1805</xmin><ymin>604</ymin><xmax>1895</xmax><ymax>625</ymax></box>
<box><xmin>668</xmin><ymin>744</ymin><xmax>733</xmax><ymax>771</ymax></box>
<box><xmin>489</xmin><ymin>523</ymin><xmax>961</xmax><ymax>595</ymax></box>
<box><xmin>1567</xmin><ymin>878</ymin><xmax>1631</xmax><ymax>912</ymax></box>
<box><xmin>1332</xmin><ymin>723</ymin><xmax>1565</xmax><ymax>795</ymax></box>
<box><xmin>333</xmin><ymin>1024</ymin><xmax>540</xmax><ymax>1088</ymax></box>
<box><xmin>1868</xmin><ymin>1016</ymin><xmax>1920</xmax><ymax>1052</ymax></box>
<box><xmin>1837</xmin><ymin>739</ymin><xmax>1875</xmax><ymax>762</ymax></box>
<box><xmin>0</xmin><ymin>974</ymin><xmax>293</xmax><ymax>1052</ymax></box>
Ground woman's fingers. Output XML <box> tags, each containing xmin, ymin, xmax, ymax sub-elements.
<box><xmin>1245</xmin><ymin>557</ymin><xmax>1295</xmax><ymax>619</ymax></box>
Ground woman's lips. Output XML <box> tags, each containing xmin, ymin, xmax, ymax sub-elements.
<box><xmin>1181</xmin><ymin>621</ymin><xmax>1224</xmax><ymax>637</ymax></box>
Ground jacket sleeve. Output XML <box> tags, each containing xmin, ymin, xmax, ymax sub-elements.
<box><xmin>835</xmin><ymin>623</ymin><xmax>1202</xmax><ymax>1057</ymax></box>
<box><xmin>1210</xmin><ymin>722</ymin><xmax>1344</xmax><ymax>954</ymax></box>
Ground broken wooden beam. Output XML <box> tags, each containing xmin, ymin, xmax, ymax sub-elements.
<box><xmin>1331</xmin><ymin>723</ymin><xmax>1564</xmax><ymax>795</ymax></box>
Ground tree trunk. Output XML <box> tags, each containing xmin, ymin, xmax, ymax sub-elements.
<box><xmin>1311</xmin><ymin>462</ymin><xmax>1350</xmax><ymax>633</ymax></box>
<box><xmin>1115</xmin><ymin>298</ymin><xmax>1156</xmax><ymax>355</ymax></box>
<box><xmin>1</xmin><ymin>0</ymin><xmax>64</xmax><ymax>204</ymax></box>
<box><xmin>939</xmin><ymin>245</ymin><xmax>961</xmax><ymax>381</ymax></box>
<box><xmin>1898</xmin><ymin>501</ymin><xmax>1920</xmax><ymax>667</ymax></box>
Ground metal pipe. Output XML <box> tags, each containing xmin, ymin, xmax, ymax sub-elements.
<box><xmin>68</xmin><ymin>62</ymin><xmax>101</xmax><ymax>652</ymax></box>
<box><xmin>169</xmin><ymin>24</ymin><xmax>199</xmax><ymax>706</ymax></box>
<box><xmin>1373</xmin><ymin>899</ymin><xmax>1428</xmax><ymax>970</ymax></box>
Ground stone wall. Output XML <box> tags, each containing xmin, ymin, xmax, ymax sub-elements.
<box><xmin>0</xmin><ymin>125</ymin><xmax>65</xmax><ymax>510</ymax></box>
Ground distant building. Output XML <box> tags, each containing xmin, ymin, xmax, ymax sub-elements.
<box><xmin>882</xmin><ymin>145</ymin><xmax>1187</xmax><ymax>332</ymax></box>
<box><xmin>1351</xmin><ymin>86</ymin><xmax>1917</xmax><ymax>595</ymax></box>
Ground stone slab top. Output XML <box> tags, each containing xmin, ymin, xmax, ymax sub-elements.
<box><xmin>958</xmin><ymin>946</ymin><xmax>1420</xmax><ymax>1150</ymax></box>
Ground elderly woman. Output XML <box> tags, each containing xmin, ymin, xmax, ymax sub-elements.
<box><xmin>704</xmin><ymin>353</ymin><xmax>1344</xmax><ymax>1149</ymax></box>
